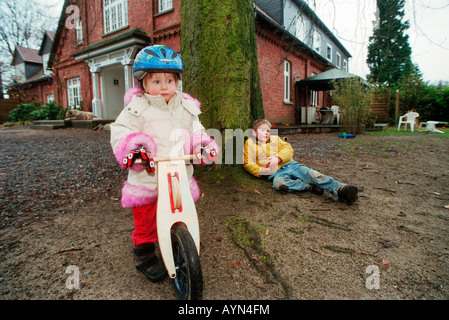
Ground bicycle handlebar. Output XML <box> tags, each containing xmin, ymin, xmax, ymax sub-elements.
<box><xmin>134</xmin><ymin>155</ymin><xmax>195</xmax><ymax>164</ymax></box>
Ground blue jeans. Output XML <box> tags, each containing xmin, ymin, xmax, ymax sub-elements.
<box><xmin>268</xmin><ymin>161</ymin><xmax>343</xmax><ymax>197</ymax></box>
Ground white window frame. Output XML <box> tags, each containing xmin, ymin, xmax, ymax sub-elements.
<box><xmin>295</xmin><ymin>13</ymin><xmax>306</xmax><ymax>43</ymax></box>
<box><xmin>313</xmin><ymin>30</ymin><xmax>321</xmax><ymax>53</ymax></box>
<box><xmin>343</xmin><ymin>59</ymin><xmax>348</xmax><ymax>72</ymax></box>
<box><xmin>76</xmin><ymin>19</ymin><xmax>83</xmax><ymax>44</ymax></box>
<box><xmin>311</xmin><ymin>73</ymin><xmax>318</xmax><ymax>107</ymax></box>
<box><xmin>283</xmin><ymin>60</ymin><xmax>291</xmax><ymax>104</ymax></box>
<box><xmin>46</xmin><ymin>94</ymin><xmax>54</xmax><ymax>103</ymax></box>
<box><xmin>158</xmin><ymin>0</ymin><xmax>173</xmax><ymax>13</ymax></box>
<box><xmin>103</xmin><ymin>0</ymin><xmax>128</xmax><ymax>34</ymax></box>
<box><xmin>42</xmin><ymin>53</ymin><xmax>50</xmax><ymax>75</ymax></box>
<box><xmin>67</xmin><ymin>77</ymin><xmax>82</xmax><ymax>109</ymax></box>
<box><xmin>336</xmin><ymin>52</ymin><xmax>341</xmax><ymax>69</ymax></box>
<box><xmin>326</xmin><ymin>43</ymin><xmax>333</xmax><ymax>61</ymax></box>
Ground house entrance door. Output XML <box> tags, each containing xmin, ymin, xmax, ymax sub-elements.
<box><xmin>101</xmin><ymin>64</ymin><xmax>126</xmax><ymax>119</ymax></box>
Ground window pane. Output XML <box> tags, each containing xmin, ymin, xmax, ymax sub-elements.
<box><xmin>284</xmin><ymin>61</ymin><xmax>291</xmax><ymax>102</ymax></box>
<box><xmin>104</xmin><ymin>0</ymin><xmax>128</xmax><ymax>33</ymax></box>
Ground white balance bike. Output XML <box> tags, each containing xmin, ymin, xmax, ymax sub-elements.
<box><xmin>132</xmin><ymin>146</ymin><xmax>215</xmax><ymax>300</ymax></box>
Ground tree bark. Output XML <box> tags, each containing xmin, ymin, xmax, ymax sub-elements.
<box><xmin>181</xmin><ymin>0</ymin><xmax>264</xmax><ymax>131</ymax></box>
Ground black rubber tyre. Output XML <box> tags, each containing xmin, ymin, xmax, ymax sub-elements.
<box><xmin>170</xmin><ymin>224</ymin><xmax>203</xmax><ymax>300</ymax></box>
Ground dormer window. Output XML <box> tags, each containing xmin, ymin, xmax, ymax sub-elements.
<box><xmin>42</xmin><ymin>53</ymin><xmax>50</xmax><ymax>75</ymax></box>
<box><xmin>326</xmin><ymin>43</ymin><xmax>332</xmax><ymax>61</ymax></box>
<box><xmin>313</xmin><ymin>31</ymin><xmax>321</xmax><ymax>53</ymax></box>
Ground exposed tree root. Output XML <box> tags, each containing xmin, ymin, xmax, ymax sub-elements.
<box><xmin>226</xmin><ymin>216</ymin><xmax>295</xmax><ymax>300</ymax></box>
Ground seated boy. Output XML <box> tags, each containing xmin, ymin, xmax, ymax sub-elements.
<box><xmin>243</xmin><ymin>119</ymin><xmax>359</xmax><ymax>204</ymax></box>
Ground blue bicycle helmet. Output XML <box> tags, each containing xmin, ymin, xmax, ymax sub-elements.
<box><xmin>133</xmin><ymin>45</ymin><xmax>183</xmax><ymax>81</ymax></box>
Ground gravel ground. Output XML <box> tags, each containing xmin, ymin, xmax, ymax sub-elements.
<box><xmin>0</xmin><ymin>127</ymin><xmax>126</xmax><ymax>229</ymax></box>
<box><xmin>1</xmin><ymin>125</ymin><xmax>448</xmax><ymax>303</ymax></box>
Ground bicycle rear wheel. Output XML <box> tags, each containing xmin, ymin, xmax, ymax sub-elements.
<box><xmin>170</xmin><ymin>223</ymin><xmax>203</xmax><ymax>300</ymax></box>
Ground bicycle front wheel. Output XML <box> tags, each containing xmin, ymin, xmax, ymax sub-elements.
<box><xmin>170</xmin><ymin>224</ymin><xmax>203</xmax><ymax>300</ymax></box>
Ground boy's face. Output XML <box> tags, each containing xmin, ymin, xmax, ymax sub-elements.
<box><xmin>253</xmin><ymin>124</ymin><xmax>271</xmax><ymax>142</ymax></box>
<box><xmin>143</xmin><ymin>72</ymin><xmax>178</xmax><ymax>102</ymax></box>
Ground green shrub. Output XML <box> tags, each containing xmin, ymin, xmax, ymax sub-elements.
<box><xmin>30</xmin><ymin>101</ymin><xmax>67</xmax><ymax>120</ymax></box>
<box><xmin>8</xmin><ymin>101</ymin><xmax>40</xmax><ymax>122</ymax></box>
<box><xmin>8</xmin><ymin>101</ymin><xmax>67</xmax><ymax>122</ymax></box>
<box><xmin>331</xmin><ymin>78</ymin><xmax>374</xmax><ymax>134</ymax></box>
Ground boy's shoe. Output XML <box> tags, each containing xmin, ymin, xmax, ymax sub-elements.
<box><xmin>277</xmin><ymin>184</ymin><xmax>289</xmax><ymax>192</ymax></box>
<box><xmin>308</xmin><ymin>184</ymin><xmax>324</xmax><ymax>195</ymax></box>
<box><xmin>134</xmin><ymin>243</ymin><xmax>167</xmax><ymax>282</ymax></box>
<box><xmin>337</xmin><ymin>185</ymin><xmax>359</xmax><ymax>205</ymax></box>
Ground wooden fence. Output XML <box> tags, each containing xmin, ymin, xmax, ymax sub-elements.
<box><xmin>0</xmin><ymin>99</ymin><xmax>20</xmax><ymax>123</ymax></box>
<box><xmin>326</xmin><ymin>93</ymin><xmax>391</xmax><ymax>123</ymax></box>
<box><xmin>370</xmin><ymin>93</ymin><xmax>390</xmax><ymax>122</ymax></box>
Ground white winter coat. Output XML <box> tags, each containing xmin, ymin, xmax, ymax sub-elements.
<box><xmin>110</xmin><ymin>91</ymin><xmax>213</xmax><ymax>208</ymax></box>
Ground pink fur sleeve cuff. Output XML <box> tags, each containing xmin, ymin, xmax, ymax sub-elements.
<box><xmin>114</xmin><ymin>132</ymin><xmax>157</xmax><ymax>171</ymax></box>
<box><xmin>184</xmin><ymin>133</ymin><xmax>220</xmax><ymax>155</ymax></box>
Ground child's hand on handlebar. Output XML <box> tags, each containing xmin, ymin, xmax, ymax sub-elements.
<box><xmin>123</xmin><ymin>147</ymin><xmax>156</xmax><ymax>173</ymax></box>
<box><xmin>193</xmin><ymin>145</ymin><xmax>217</xmax><ymax>165</ymax></box>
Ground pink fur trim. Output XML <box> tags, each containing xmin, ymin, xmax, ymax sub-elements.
<box><xmin>121</xmin><ymin>182</ymin><xmax>158</xmax><ymax>208</ymax></box>
<box><xmin>182</xmin><ymin>93</ymin><xmax>201</xmax><ymax>110</ymax></box>
<box><xmin>190</xmin><ymin>177</ymin><xmax>201</xmax><ymax>202</ymax></box>
<box><xmin>121</xmin><ymin>178</ymin><xmax>200</xmax><ymax>208</ymax></box>
<box><xmin>184</xmin><ymin>133</ymin><xmax>220</xmax><ymax>155</ymax></box>
<box><xmin>114</xmin><ymin>132</ymin><xmax>157</xmax><ymax>172</ymax></box>
<box><xmin>125</xmin><ymin>87</ymin><xmax>143</xmax><ymax>105</ymax></box>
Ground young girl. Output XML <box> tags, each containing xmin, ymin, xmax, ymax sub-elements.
<box><xmin>110</xmin><ymin>45</ymin><xmax>219</xmax><ymax>282</ymax></box>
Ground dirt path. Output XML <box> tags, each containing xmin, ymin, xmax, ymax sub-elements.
<box><xmin>1</xmin><ymin>126</ymin><xmax>448</xmax><ymax>300</ymax></box>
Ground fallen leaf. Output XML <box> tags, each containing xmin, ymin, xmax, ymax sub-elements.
<box><xmin>251</xmin><ymin>254</ymin><xmax>260</xmax><ymax>261</ymax></box>
<box><xmin>265</xmin><ymin>229</ymin><xmax>270</xmax><ymax>236</ymax></box>
<box><xmin>227</xmin><ymin>261</ymin><xmax>241</xmax><ymax>268</ymax></box>
<box><xmin>444</xmin><ymin>205</ymin><xmax>449</xmax><ymax>209</ymax></box>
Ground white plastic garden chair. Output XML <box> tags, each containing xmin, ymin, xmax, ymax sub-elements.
<box><xmin>331</xmin><ymin>105</ymin><xmax>341</xmax><ymax>124</ymax></box>
<box><xmin>397</xmin><ymin>112</ymin><xmax>419</xmax><ymax>132</ymax></box>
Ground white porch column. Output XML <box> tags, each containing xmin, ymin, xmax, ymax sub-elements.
<box><xmin>91</xmin><ymin>71</ymin><xmax>103</xmax><ymax>118</ymax></box>
<box><xmin>124</xmin><ymin>63</ymin><xmax>134</xmax><ymax>93</ymax></box>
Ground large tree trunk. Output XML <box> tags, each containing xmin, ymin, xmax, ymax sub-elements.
<box><xmin>180</xmin><ymin>0</ymin><xmax>264</xmax><ymax>131</ymax></box>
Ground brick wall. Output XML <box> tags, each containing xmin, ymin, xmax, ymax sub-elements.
<box><xmin>54</xmin><ymin>61</ymin><xmax>92</xmax><ymax>111</ymax></box>
<box><xmin>25</xmin><ymin>81</ymin><xmax>56</xmax><ymax>105</ymax></box>
<box><xmin>256</xmin><ymin>24</ymin><xmax>327</xmax><ymax>124</ymax></box>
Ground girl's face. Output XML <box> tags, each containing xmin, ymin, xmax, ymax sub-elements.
<box><xmin>253</xmin><ymin>124</ymin><xmax>271</xmax><ymax>142</ymax></box>
<box><xmin>143</xmin><ymin>72</ymin><xmax>178</xmax><ymax>102</ymax></box>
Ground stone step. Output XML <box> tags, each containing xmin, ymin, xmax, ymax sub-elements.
<box><xmin>31</xmin><ymin>124</ymin><xmax>65</xmax><ymax>130</ymax></box>
<box><xmin>31</xmin><ymin>120</ymin><xmax>66</xmax><ymax>130</ymax></box>
<box><xmin>32</xmin><ymin>120</ymin><xmax>65</xmax><ymax>126</ymax></box>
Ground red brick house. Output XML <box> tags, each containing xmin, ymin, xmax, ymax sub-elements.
<box><xmin>10</xmin><ymin>31</ymin><xmax>56</xmax><ymax>104</ymax></box>
<box><xmin>49</xmin><ymin>0</ymin><xmax>351</xmax><ymax>124</ymax></box>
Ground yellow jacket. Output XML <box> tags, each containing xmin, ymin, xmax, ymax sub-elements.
<box><xmin>243</xmin><ymin>136</ymin><xmax>294</xmax><ymax>178</ymax></box>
